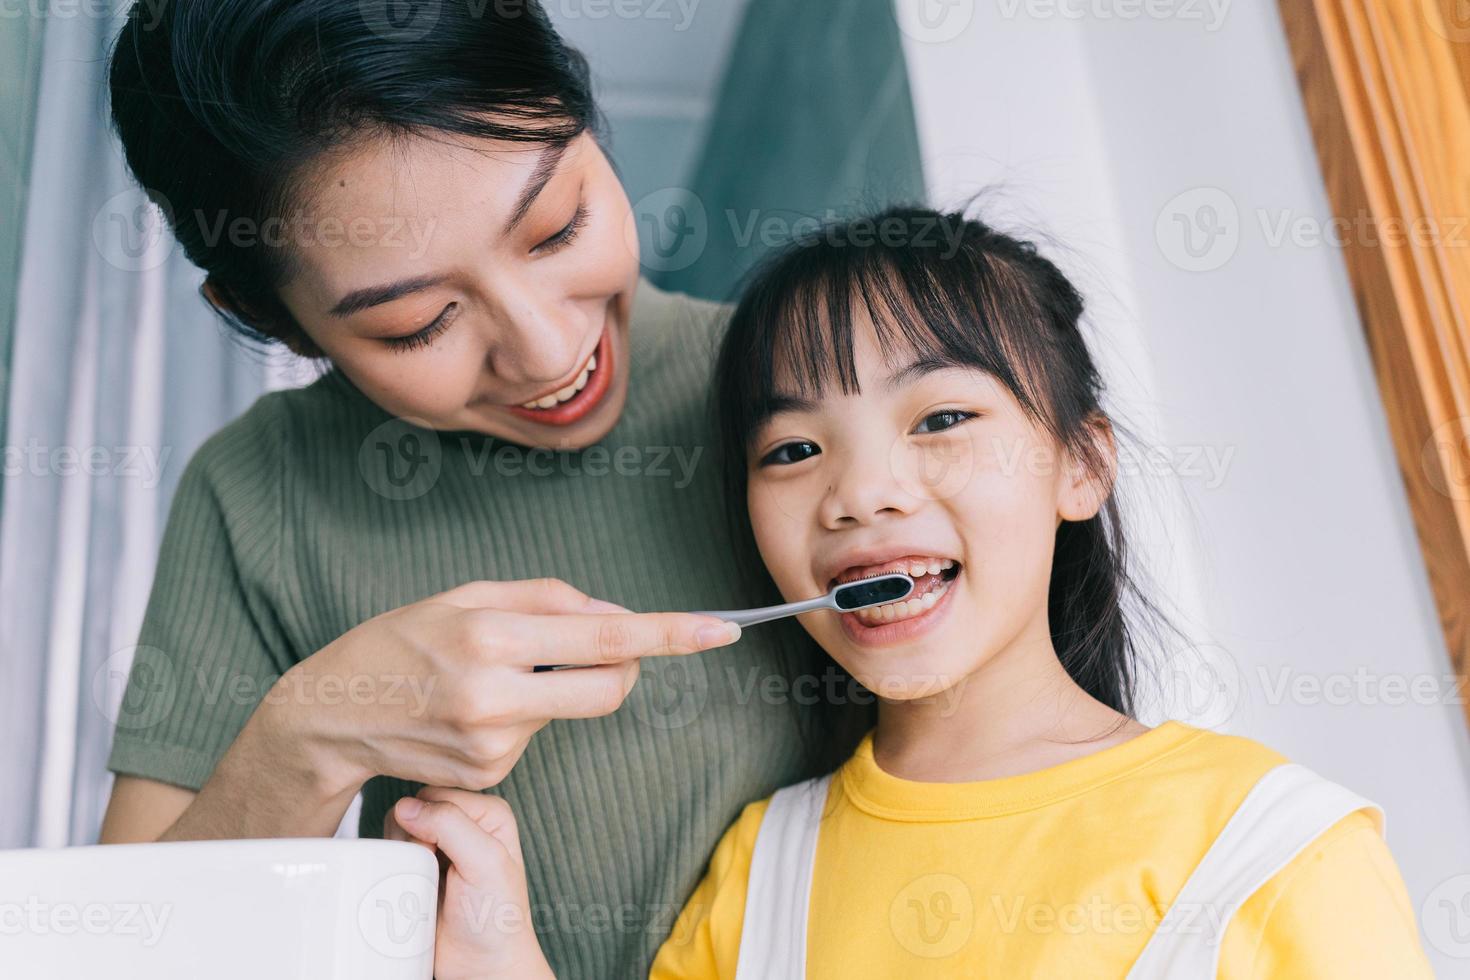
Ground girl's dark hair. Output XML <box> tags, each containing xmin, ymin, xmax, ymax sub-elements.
<box><xmin>108</xmin><ymin>0</ymin><xmax>601</xmax><ymax>348</ymax></box>
<box><xmin>715</xmin><ymin>205</ymin><xmax>1168</xmax><ymax>716</ymax></box>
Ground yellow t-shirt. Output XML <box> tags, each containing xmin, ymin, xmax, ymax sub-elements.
<box><xmin>651</xmin><ymin>721</ymin><xmax>1430</xmax><ymax>978</ymax></box>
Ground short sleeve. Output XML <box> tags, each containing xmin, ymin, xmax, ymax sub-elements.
<box><xmin>105</xmin><ymin>399</ymin><xmax>291</xmax><ymax>791</ymax></box>
<box><xmin>650</xmin><ymin>798</ymin><xmax>770</xmax><ymax>980</ymax></box>
<box><xmin>1224</xmin><ymin>809</ymin><xmax>1434</xmax><ymax>978</ymax></box>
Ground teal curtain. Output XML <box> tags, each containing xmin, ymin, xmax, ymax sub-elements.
<box><xmin>0</xmin><ymin>12</ymin><xmax>47</xmax><ymax>514</ymax></box>
<box><xmin>651</xmin><ymin>0</ymin><xmax>927</xmax><ymax>302</ymax></box>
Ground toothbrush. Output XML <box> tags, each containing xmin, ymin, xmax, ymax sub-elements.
<box><xmin>532</xmin><ymin>573</ymin><xmax>914</xmax><ymax>671</ymax></box>
<box><xmin>694</xmin><ymin>572</ymin><xmax>915</xmax><ymax>628</ymax></box>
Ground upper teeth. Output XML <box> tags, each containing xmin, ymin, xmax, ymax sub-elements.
<box><xmin>522</xmin><ymin>353</ymin><xmax>596</xmax><ymax>410</ymax></box>
<box><xmin>844</xmin><ymin>557</ymin><xmax>955</xmax><ymax>583</ymax></box>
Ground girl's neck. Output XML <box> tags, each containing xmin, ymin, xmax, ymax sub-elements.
<box><xmin>871</xmin><ymin>613</ymin><xmax>1147</xmax><ymax>783</ymax></box>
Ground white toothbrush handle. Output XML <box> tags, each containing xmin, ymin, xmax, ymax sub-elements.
<box><xmin>694</xmin><ymin>595</ymin><xmax>834</xmax><ymax>628</ymax></box>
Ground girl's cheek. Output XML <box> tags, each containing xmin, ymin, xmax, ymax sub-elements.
<box><xmin>748</xmin><ymin>471</ymin><xmax>820</xmax><ymax>532</ymax></box>
<box><xmin>749</xmin><ymin>485</ymin><xmax>816</xmax><ymax>596</ymax></box>
<box><xmin>890</xmin><ymin>428</ymin><xmax>988</xmax><ymax>503</ymax></box>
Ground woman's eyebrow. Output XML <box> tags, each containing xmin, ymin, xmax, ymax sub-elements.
<box><xmin>326</xmin><ymin>144</ymin><xmax>571</xmax><ymax>317</ymax></box>
<box><xmin>329</xmin><ymin>273</ymin><xmax>449</xmax><ymax>317</ymax></box>
<box><xmin>502</xmin><ymin>142</ymin><xmax>569</xmax><ymax>235</ymax></box>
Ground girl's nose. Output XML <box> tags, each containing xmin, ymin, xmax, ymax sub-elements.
<box><xmin>818</xmin><ymin>450</ymin><xmax>920</xmax><ymax>529</ymax></box>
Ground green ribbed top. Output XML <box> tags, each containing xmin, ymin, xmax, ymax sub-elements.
<box><xmin>107</xmin><ymin>279</ymin><xmax>867</xmax><ymax>978</ymax></box>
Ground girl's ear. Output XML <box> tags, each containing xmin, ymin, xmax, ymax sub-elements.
<box><xmin>1057</xmin><ymin>413</ymin><xmax>1117</xmax><ymax>522</ymax></box>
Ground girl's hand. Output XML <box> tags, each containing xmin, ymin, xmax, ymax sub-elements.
<box><xmin>273</xmin><ymin>578</ymin><xmax>741</xmax><ymax>798</ymax></box>
<box><xmin>386</xmin><ymin>787</ymin><xmax>553</xmax><ymax>980</ymax></box>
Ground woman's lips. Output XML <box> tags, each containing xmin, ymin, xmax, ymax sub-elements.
<box><xmin>505</xmin><ymin>327</ymin><xmax>614</xmax><ymax>427</ymax></box>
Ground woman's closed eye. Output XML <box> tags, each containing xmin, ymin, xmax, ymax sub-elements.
<box><xmin>533</xmin><ymin>200</ymin><xmax>588</xmax><ymax>254</ymax></box>
<box><xmin>384</xmin><ymin>302</ymin><xmax>458</xmax><ymax>352</ymax></box>
<box><xmin>913</xmin><ymin>409</ymin><xmax>978</xmax><ymax>434</ymax></box>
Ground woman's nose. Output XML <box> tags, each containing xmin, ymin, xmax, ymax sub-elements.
<box><xmin>477</xmin><ymin>286</ymin><xmax>582</xmax><ymax>385</ymax></box>
<box><xmin>817</xmin><ymin>450</ymin><xmax>920</xmax><ymax>528</ymax></box>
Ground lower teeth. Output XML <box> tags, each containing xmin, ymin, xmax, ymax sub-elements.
<box><xmin>853</xmin><ymin>577</ymin><xmax>951</xmax><ymax>625</ymax></box>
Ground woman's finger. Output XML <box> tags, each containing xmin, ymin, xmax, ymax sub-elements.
<box><xmin>498</xmin><ymin>660</ymin><xmax>641</xmax><ymax>719</ymax></box>
<box><xmin>435</xmin><ymin>577</ymin><xmax>626</xmax><ymax>615</ymax></box>
<box><xmin>502</xmin><ymin>611</ymin><xmax>740</xmax><ymax>667</ymax></box>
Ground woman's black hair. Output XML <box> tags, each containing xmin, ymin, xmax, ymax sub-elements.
<box><xmin>108</xmin><ymin>0</ymin><xmax>602</xmax><ymax>348</ymax></box>
<box><xmin>714</xmin><ymin>205</ymin><xmax>1173</xmax><ymax>717</ymax></box>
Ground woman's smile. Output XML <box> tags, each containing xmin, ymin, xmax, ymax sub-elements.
<box><xmin>504</xmin><ymin>317</ymin><xmax>615</xmax><ymax>426</ymax></box>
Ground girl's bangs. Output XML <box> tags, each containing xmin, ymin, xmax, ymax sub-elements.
<box><xmin>741</xmin><ymin>236</ymin><xmax>1050</xmax><ymax>441</ymax></box>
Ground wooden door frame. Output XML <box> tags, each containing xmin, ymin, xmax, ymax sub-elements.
<box><xmin>1278</xmin><ymin>0</ymin><xmax>1470</xmax><ymax>728</ymax></box>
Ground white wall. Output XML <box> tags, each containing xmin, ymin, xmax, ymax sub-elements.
<box><xmin>899</xmin><ymin>1</ymin><xmax>1470</xmax><ymax>971</ymax></box>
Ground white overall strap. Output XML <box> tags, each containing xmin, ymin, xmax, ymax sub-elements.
<box><xmin>1126</xmin><ymin>762</ymin><xmax>1383</xmax><ymax>979</ymax></box>
<box><xmin>732</xmin><ymin>773</ymin><xmax>833</xmax><ymax>980</ymax></box>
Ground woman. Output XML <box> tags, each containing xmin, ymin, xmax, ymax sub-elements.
<box><xmin>98</xmin><ymin>1</ymin><xmax>867</xmax><ymax>976</ymax></box>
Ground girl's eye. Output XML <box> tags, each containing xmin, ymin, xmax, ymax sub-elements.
<box><xmin>384</xmin><ymin>303</ymin><xmax>457</xmax><ymax>353</ymax></box>
<box><xmin>534</xmin><ymin>201</ymin><xmax>588</xmax><ymax>254</ymax></box>
<box><xmin>758</xmin><ymin>441</ymin><xmax>821</xmax><ymax>467</ymax></box>
<box><xmin>913</xmin><ymin>409</ymin><xmax>977</xmax><ymax>434</ymax></box>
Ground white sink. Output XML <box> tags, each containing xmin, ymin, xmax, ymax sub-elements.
<box><xmin>0</xmin><ymin>838</ymin><xmax>438</xmax><ymax>978</ymax></box>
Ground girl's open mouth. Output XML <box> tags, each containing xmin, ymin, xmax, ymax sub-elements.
<box><xmin>506</xmin><ymin>325</ymin><xmax>613</xmax><ymax>426</ymax></box>
<box><xmin>833</xmin><ymin>557</ymin><xmax>962</xmax><ymax>645</ymax></box>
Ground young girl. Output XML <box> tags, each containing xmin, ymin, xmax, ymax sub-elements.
<box><xmin>386</xmin><ymin>207</ymin><xmax>1432</xmax><ymax>977</ymax></box>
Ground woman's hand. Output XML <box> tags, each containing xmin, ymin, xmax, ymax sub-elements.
<box><xmin>115</xmin><ymin>578</ymin><xmax>740</xmax><ymax>843</ymax></box>
<box><xmin>280</xmin><ymin>577</ymin><xmax>741</xmax><ymax>798</ymax></box>
<box><xmin>386</xmin><ymin>787</ymin><xmax>552</xmax><ymax>980</ymax></box>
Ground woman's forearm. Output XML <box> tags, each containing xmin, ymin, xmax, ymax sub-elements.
<box><xmin>157</xmin><ymin>672</ymin><xmax>365</xmax><ymax>841</ymax></box>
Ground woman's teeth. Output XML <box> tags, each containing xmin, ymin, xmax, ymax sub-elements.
<box><xmin>521</xmin><ymin>354</ymin><xmax>596</xmax><ymax>410</ymax></box>
<box><xmin>850</xmin><ymin>558</ymin><xmax>957</xmax><ymax>626</ymax></box>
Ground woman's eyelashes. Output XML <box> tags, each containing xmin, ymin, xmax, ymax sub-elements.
<box><xmin>384</xmin><ymin>302</ymin><xmax>458</xmax><ymax>353</ymax></box>
<box><xmin>533</xmin><ymin>200</ymin><xmax>588</xmax><ymax>254</ymax></box>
